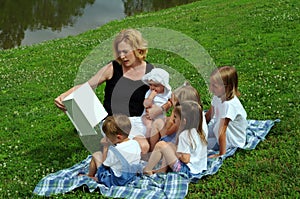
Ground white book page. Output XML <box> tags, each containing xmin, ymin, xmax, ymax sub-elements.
<box><xmin>62</xmin><ymin>82</ymin><xmax>107</xmax><ymax>132</ymax></box>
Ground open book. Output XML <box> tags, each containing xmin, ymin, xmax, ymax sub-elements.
<box><xmin>62</xmin><ymin>82</ymin><xmax>108</xmax><ymax>136</ymax></box>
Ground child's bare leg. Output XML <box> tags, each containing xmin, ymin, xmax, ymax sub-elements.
<box><xmin>149</xmin><ymin>118</ymin><xmax>165</xmax><ymax>152</ymax></box>
<box><xmin>153</xmin><ymin>157</ymin><xmax>168</xmax><ymax>174</ymax></box>
<box><xmin>86</xmin><ymin>151</ymin><xmax>103</xmax><ymax>177</ymax></box>
<box><xmin>143</xmin><ymin>141</ymin><xmax>177</xmax><ymax>175</ymax></box>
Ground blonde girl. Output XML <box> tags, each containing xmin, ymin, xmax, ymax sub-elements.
<box><xmin>205</xmin><ymin>66</ymin><xmax>247</xmax><ymax>158</ymax></box>
<box><xmin>143</xmin><ymin>101</ymin><xmax>207</xmax><ymax>177</ymax></box>
<box><xmin>148</xmin><ymin>82</ymin><xmax>208</xmax><ymax>152</ymax></box>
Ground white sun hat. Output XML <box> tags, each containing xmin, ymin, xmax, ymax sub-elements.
<box><xmin>142</xmin><ymin>68</ymin><xmax>171</xmax><ymax>91</ymax></box>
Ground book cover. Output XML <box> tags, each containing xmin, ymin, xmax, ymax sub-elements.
<box><xmin>62</xmin><ymin>82</ymin><xmax>108</xmax><ymax>136</ymax></box>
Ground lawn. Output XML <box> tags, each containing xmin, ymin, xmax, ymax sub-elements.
<box><xmin>0</xmin><ymin>0</ymin><xmax>299</xmax><ymax>198</ymax></box>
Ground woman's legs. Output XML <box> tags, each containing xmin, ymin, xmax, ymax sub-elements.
<box><xmin>133</xmin><ymin>135</ymin><xmax>150</xmax><ymax>155</ymax></box>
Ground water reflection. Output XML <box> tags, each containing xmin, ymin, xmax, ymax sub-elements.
<box><xmin>0</xmin><ymin>0</ymin><xmax>197</xmax><ymax>50</ymax></box>
<box><xmin>123</xmin><ymin>0</ymin><xmax>196</xmax><ymax>16</ymax></box>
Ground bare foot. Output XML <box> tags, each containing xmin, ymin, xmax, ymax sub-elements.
<box><xmin>143</xmin><ymin>169</ymin><xmax>153</xmax><ymax>175</ymax></box>
<box><xmin>78</xmin><ymin>173</ymin><xmax>98</xmax><ymax>181</ymax></box>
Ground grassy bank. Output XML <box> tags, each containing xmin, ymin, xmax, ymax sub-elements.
<box><xmin>0</xmin><ymin>0</ymin><xmax>299</xmax><ymax>198</ymax></box>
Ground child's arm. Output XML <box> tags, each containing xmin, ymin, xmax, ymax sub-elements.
<box><xmin>205</xmin><ymin>106</ymin><xmax>214</xmax><ymax>124</ymax></box>
<box><xmin>143</xmin><ymin>90</ymin><xmax>157</xmax><ymax>108</ymax></box>
<box><xmin>165</xmin><ymin>121</ymin><xmax>178</xmax><ymax>136</ymax></box>
<box><xmin>209</xmin><ymin>118</ymin><xmax>230</xmax><ymax>158</ymax></box>
<box><xmin>176</xmin><ymin>152</ymin><xmax>190</xmax><ymax>164</ymax></box>
<box><xmin>161</xmin><ymin>115</ymin><xmax>179</xmax><ymax>136</ymax></box>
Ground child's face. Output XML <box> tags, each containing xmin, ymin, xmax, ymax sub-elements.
<box><xmin>149</xmin><ymin>80</ymin><xmax>165</xmax><ymax>94</ymax></box>
<box><xmin>209</xmin><ymin>77</ymin><xmax>225</xmax><ymax>97</ymax></box>
<box><xmin>172</xmin><ymin>110</ymin><xmax>184</xmax><ymax>132</ymax></box>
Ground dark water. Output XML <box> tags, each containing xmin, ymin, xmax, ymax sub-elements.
<box><xmin>0</xmin><ymin>0</ymin><xmax>198</xmax><ymax>50</ymax></box>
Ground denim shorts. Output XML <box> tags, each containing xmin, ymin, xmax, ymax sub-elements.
<box><xmin>160</xmin><ymin>133</ymin><xmax>176</xmax><ymax>143</ymax></box>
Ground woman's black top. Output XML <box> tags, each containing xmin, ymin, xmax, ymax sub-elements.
<box><xmin>103</xmin><ymin>60</ymin><xmax>154</xmax><ymax>117</ymax></box>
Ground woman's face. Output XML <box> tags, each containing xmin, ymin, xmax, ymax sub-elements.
<box><xmin>117</xmin><ymin>41</ymin><xmax>138</xmax><ymax>67</ymax></box>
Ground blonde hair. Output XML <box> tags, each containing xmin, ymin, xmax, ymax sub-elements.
<box><xmin>102</xmin><ymin>114</ymin><xmax>131</xmax><ymax>138</ymax></box>
<box><xmin>210</xmin><ymin>66</ymin><xmax>240</xmax><ymax>101</ymax></box>
<box><xmin>113</xmin><ymin>29</ymin><xmax>148</xmax><ymax>64</ymax></box>
<box><xmin>174</xmin><ymin>101</ymin><xmax>207</xmax><ymax>149</ymax></box>
<box><xmin>173</xmin><ymin>81</ymin><xmax>202</xmax><ymax>107</ymax></box>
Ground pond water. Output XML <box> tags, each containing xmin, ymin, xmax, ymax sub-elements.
<box><xmin>0</xmin><ymin>0</ymin><xmax>198</xmax><ymax>50</ymax></box>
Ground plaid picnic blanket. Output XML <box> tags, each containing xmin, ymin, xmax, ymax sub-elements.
<box><xmin>33</xmin><ymin>119</ymin><xmax>279</xmax><ymax>198</ymax></box>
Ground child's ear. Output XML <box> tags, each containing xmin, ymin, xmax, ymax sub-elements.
<box><xmin>116</xmin><ymin>134</ymin><xmax>123</xmax><ymax>140</ymax></box>
<box><xmin>182</xmin><ymin>118</ymin><xmax>187</xmax><ymax>125</ymax></box>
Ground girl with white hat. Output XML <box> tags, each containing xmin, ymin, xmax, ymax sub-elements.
<box><xmin>141</xmin><ymin>68</ymin><xmax>172</xmax><ymax>139</ymax></box>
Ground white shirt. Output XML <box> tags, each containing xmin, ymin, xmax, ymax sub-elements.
<box><xmin>177</xmin><ymin>128</ymin><xmax>207</xmax><ymax>174</ymax></box>
<box><xmin>202</xmin><ymin>111</ymin><xmax>208</xmax><ymax>139</ymax></box>
<box><xmin>142</xmin><ymin>89</ymin><xmax>172</xmax><ymax>117</ymax></box>
<box><xmin>144</xmin><ymin>89</ymin><xmax>172</xmax><ymax>107</ymax></box>
<box><xmin>211</xmin><ymin>95</ymin><xmax>247</xmax><ymax>148</ymax></box>
<box><xmin>103</xmin><ymin>139</ymin><xmax>141</xmax><ymax>177</ymax></box>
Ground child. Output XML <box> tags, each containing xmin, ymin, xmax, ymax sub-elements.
<box><xmin>141</xmin><ymin>68</ymin><xmax>172</xmax><ymax>138</ymax></box>
<box><xmin>148</xmin><ymin>82</ymin><xmax>208</xmax><ymax>152</ymax></box>
<box><xmin>205</xmin><ymin>66</ymin><xmax>247</xmax><ymax>158</ymax></box>
<box><xmin>81</xmin><ymin>114</ymin><xmax>142</xmax><ymax>187</ymax></box>
<box><xmin>143</xmin><ymin>101</ymin><xmax>207</xmax><ymax>177</ymax></box>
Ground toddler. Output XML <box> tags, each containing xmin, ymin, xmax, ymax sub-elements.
<box><xmin>80</xmin><ymin>114</ymin><xmax>142</xmax><ymax>186</ymax></box>
<box><xmin>141</xmin><ymin>68</ymin><xmax>172</xmax><ymax>138</ymax></box>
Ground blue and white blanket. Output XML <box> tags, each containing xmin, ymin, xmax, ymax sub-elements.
<box><xmin>33</xmin><ymin>119</ymin><xmax>279</xmax><ymax>198</ymax></box>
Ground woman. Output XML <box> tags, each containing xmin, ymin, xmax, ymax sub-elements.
<box><xmin>55</xmin><ymin>29</ymin><xmax>164</xmax><ymax>154</ymax></box>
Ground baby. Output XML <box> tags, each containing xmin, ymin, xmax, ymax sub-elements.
<box><xmin>141</xmin><ymin>68</ymin><xmax>172</xmax><ymax>138</ymax></box>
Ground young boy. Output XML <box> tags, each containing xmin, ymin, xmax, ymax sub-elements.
<box><xmin>81</xmin><ymin>114</ymin><xmax>142</xmax><ymax>186</ymax></box>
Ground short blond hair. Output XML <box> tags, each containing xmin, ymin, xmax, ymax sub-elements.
<box><xmin>102</xmin><ymin>114</ymin><xmax>131</xmax><ymax>138</ymax></box>
<box><xmin>113</xmin><ymin>29</ymin><xmax>148</xmax><ymax>64</ymax></box>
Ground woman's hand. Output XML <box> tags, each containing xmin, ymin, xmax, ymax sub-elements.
<box><xmin>54</xmin><ymin>85</ymin><xmax>82</xmax><ymax>112</ymax></box>
<box><xmin>54</xmin><ymin>95</ymin><xmax>67</xmax><ymax>112</ymax></box>
<box><xmin>146</xmin><ymin>104</ymin><xmax>162</xmax><ymax>119</ymax></box>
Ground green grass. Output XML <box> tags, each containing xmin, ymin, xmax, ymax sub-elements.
<box><xmin>0</xmin><ymin>0</ymin><xmax>299</xmax><ymax>198</ymax></box>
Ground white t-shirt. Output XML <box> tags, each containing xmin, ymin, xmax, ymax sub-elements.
<box><xmin>202</xmin><ymin>111</ymin><xmax>208</xmax><ymax>139</ymax></box>
<box><xmin>103</xmin><ymin>139</ymin><xmax>141</xmax><ymax>177</ymax></box>
<box><xmin>144</xmin><ymin>89</ymin><xmax>172</xmax><ymax>107</ymax></box>
<box><xmin>142</xmin><ymin>89</ymin><xmax>172</xmax><ymax>116</ymax></box>
<box><xmin>210</xmin><ymin>95</ymin><xmax>247</xmax><ymax>149</ymax></box>
<box><xmin>176</xmin><ymin>128</ymin><xmax>207</xmax><ymax>174</ymax></box>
